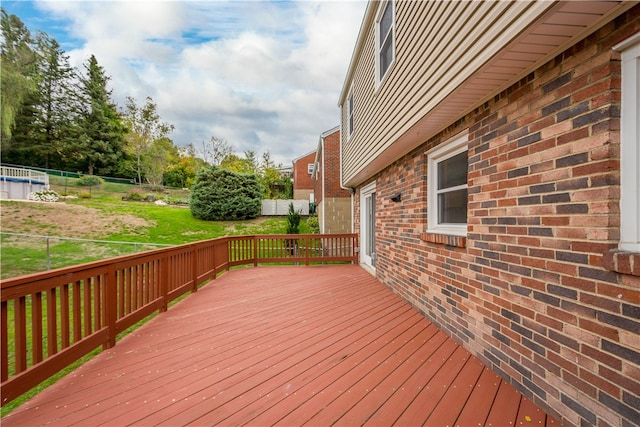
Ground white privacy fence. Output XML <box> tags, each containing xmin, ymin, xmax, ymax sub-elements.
<box><xmin>261</xmin><ymin>199</ymin><xmax>309</xmax><ymax>216</ymax></box>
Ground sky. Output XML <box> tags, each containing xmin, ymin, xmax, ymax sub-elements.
<box><xmin>3</xmin><ymin>0</ymin><xmax>367</xmax><ymax>166</ymax></box>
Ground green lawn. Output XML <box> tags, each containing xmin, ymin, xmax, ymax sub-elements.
<box><xmin>1</xmin><ymin>178</ymin><xmax>314</xmax><ymax>278</ymax></box>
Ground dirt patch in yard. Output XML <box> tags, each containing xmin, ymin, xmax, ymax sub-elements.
<box><xmin>0</xmin><ymin>200</ymin><xmax>152</xmax><ymax>239</ymax></box>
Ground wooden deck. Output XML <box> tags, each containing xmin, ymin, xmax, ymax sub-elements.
<box><xmin>2</xmin><ymin>265</ymin><xmax>556</xmax><ymax>426</ymax></box>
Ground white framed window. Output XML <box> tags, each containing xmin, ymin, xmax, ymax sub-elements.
<box><xmin>347</xmin><ymin>90</ymin><xmax>354</xmax><ymax>137</ymax></box>
<box><xmin>307</xmin><ymin>163</ymin><xmax>314</xmax><ymax>175</ymax></box>
<box><xmin>427</xmin><ymin>131</ymin><xmax>469</xmax><ymax>236</ymax></box>
<box><xmin>375</xmin><ymin>0</ymin><xmax>394</xmax><ymax>85</ymax></box>
<box><xmin>615</xmin><ymin>33</ymin><xmax>640</xmax><ymax>252</ymax></box>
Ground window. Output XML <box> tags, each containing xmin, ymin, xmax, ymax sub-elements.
<box><xmin>347</xmin><ymin>90</ymin><xmax>354</xmax><ymax>137</ymax></box>
<box><xmin>615</xmin><ymin>33</ymin><xmax>640</xmax><ymax>252</ymax></box>
<box><xmin>427</xmin><ymin>131</ymin><xmax>469</xmax><ymax>236</ymax></box>
<box><xmin>376</xmin><ymin>0</ymin><xmax>394</xmax><ymax>84</ymax></box>
<box><xmin>308</xmin><ymin>163</ymin><xmax>314</xmax><ymax>175</ymax></box>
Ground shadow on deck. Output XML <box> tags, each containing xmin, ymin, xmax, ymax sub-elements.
<box><xmin>2</xmin><ymin>265</ymin><xmax>556</xmax><ymax>426</ymax></box>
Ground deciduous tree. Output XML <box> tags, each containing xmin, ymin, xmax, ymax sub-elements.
<box><xmin>122</xmin><ymin>96</ymin><xmax>174</xmax><ymax>184</ymax></box>
<box><xmin>0</xmin><ymin>9</ymin><xmax>37</xmax><ymax>140</ymax></box>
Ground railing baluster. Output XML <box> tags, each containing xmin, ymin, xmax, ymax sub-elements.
<box><xmin>32</xmin><ymin>292</ymin><xmax>43</xmax><ymax>364</ymax></box>
<box><xmin>14</xmin><ymin>297</ymin><xmax>27</xmax><ymax>374</ymax></box>
<box><xmin>60</xmin><ymin>284</ymin><xmax>70</xmax><ymax>349</ymax></box>
<box><xmin>106</xmin><ymin>265</ymin><xmax>117</xmax><ymax>348</ymax></box>
<box><xmin>73</xmin><ymin>281</ymin><xmax>82</xmax><ymax>343</ymax></box>
<box><xmin>94</xmin><ymin>275</ymin><xmax>102</xmax><ymax>330</ymax></box>
<box><xmin>47</xmin><ymin>288</ymin><xmax>57</xmax><ymax>355</ymax></box>
<box><xmin>84</xmin><ymin>278</ymin><xmax>92</xmax><ymax>336</ymax></box>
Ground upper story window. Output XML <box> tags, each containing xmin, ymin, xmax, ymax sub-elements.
<box><xmin>347</xmin><ymin>90</ymin><xmax>354</xmax><ymax>137</ymax></box>
<box><xmin>376</xmin><ymin>0</ymin><xmax>394</xmax><ymax>85</ymax></box>
<box><xmin>615</xmin><ymin>33</ymin><xmax>640</xmax><ymax>252</ymax></box>
<box><xmin>307</xmin><ymin>163</ymin><xmax>314</xmax><ymax>175</ymax></box>
<box><xmin>427</xmin><ymin>131</ymin><xmax>469</xmax><ymax>236</ymax></box>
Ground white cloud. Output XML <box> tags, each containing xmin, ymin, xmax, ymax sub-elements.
<box><xmin>30</xmin><ymin>0</ymin><xmax>367</xmax><ymax>165</ymax></box>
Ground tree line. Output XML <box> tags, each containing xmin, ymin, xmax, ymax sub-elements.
<box><xmin>0</xmin><ymin>9</ymin><xmax>292</xmax><ymax>197</ymax></box>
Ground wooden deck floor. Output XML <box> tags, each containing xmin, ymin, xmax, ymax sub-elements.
<box><xmin>2</xmin><ymin>265</ymin><xmax>556</xmax><ymax>426</ymax></box>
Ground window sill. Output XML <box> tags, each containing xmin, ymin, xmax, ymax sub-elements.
<box><xmin>603</xmin><ymin>249</ymin><xmax>640</xmax><ymax>276</ymax></box>
<box><xmin>420</xmin><ymin>232</ymin><xmax>467</xmax><ymax>248</ymax></box>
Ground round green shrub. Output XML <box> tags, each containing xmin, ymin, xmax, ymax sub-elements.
<box><xmin>189</xmin><ymin>166</ymin><xmax>263</xmax><ymax>221</ymax></box>
<box><xmin>306</xmin><ymin>215</ymin><xmax>320</xmax><ymax>234</ymax></box>
<box><xmin>77</xmin><ymin>175</ymin><xmax>104</xmax><ymax>187</ymax></box>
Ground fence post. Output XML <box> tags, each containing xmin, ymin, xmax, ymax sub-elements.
<box><xmin>160</xmin><ymin>255</ymin><xmax>169</xmax><ymax>312</ymax></box>
<box><xmin>305</xmin><ymin>236</ymin><xmax>310</xmax><ymax>266</ymax></box>
<box><xmin>253</xmin><ymin>236</ymin><xmax>259</xmax><ymax>267</ymax></box>
<box><xmin>46</xmin><ymin>236</ymin><xmax>51</xmax><ymax>270</ymax></box>
<box><xmin>192</xmin><ymin>243</ymin><xmax>198</xmax><ymax>292</ymax></box>
<box><xmin>104</xmin><ymin>264</ymin><xmax>117</xmax><ymax>349</ymax></box>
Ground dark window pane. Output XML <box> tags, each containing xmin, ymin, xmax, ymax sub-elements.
<box><xmin>348</xmin><ymin>93</ymin><xmax>354</xmax><ymax>133</ymax></box>
<box><xmin>380</xmin><ymin>1</ymin><xmax>392</xmax><ymax>41</ymax></box>
<box><xmin>438</xmin><ymin>189</ymin><xmax>468</xmax><ymax>224</ymax></box>
<box><xmin>380</xmin><ymin>35</ymin><xmax>393</xmax><ymax>76</ymax></box>
<box><xmin>437</xmin><ymin>151</ymin><xmax>468</xmax><ymax>190</ymax></box>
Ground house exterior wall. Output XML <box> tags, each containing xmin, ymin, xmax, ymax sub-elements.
<box><xmin>318</xmin><ymin>197</ymin><xmax>352</xmax><ymax>235</ymax></box>
<box><xmin>350</xmin><ymin>7</ymin><xmax>640</xmax><ymax>427</ymax></box>
<box><xmin>314</xmin><ymin>128</ymin><xmax>352</xmax><ymax>234</ymax></box>
<box><xmin>292</xmin><ymin>151</ymin><xmax>316</xmax><ymax>201</ymax></box>
<box><xmin>340</xmin><ymin>0</ymin><xmax>557</xmax><ymax>186</ymax></box>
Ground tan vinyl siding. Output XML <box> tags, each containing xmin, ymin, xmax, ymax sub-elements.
<box><xmin>341</xmin><ymin>0</ymin><xmax>554</xmax><ymax>186</ymax></box>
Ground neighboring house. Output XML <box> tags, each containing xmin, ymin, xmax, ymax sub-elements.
<box><xmin>312</xmin><ymin>126</ymin><xmax>352</xmax><ymax>234</ymax></box>
<box><xmin>292</xmin><ymin>150</ymin><xmax>316</xmax><ymax>202</ymax></box>
<box><xmin>339</xmin><ymin>1</ymin><xmax>639</xmax><ymax>427</ymax></box>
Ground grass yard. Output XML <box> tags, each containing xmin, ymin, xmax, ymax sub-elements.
<box><xmin>1</xmin><ymin>177</ymin><xmax>311</xmax><ymax>278</ymax></box>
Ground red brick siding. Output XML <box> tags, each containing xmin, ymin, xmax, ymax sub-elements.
<box><xmin>293</xmin><ymin>152</ymin><xmax>316</xmax><ymax>193</ymax></box>
<box><xmin>323</xmin><ymin>130</ymin><xmax>351</xmax><ymax>198</ymax></box>
<box><xmin>314</xmin><ymin>162</ymin><xmax>323</xmax><ymax>205</ymax></box>
<box><xmin>357</xmin><ymin>7</ymin><xmax>640</xmax><ymax>427</ymax></box>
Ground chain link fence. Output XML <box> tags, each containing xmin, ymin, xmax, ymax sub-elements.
<box><xmin>1</xmin><ymin>232</ymin><xmax>174</xmax><ymax>279</ymax></box>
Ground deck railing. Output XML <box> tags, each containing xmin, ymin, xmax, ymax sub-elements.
<box><xmin>0</xmin><ymin>233</ymin><xmax>358</xmax><ymax>406</ymax></box>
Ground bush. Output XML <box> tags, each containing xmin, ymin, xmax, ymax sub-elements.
<box><xmin>27</xmin><ymin>190</ymin><xmax>59</xmax><ymax>202</ymax></box>
<box><xmin>124</xmin><ymin>189</ymin><xmax>144</xmax><ymax>201</ymax></box>
<box><xmin>306</xmin><ymin>215</ymin><xmax>319</xmax><ymax>234</ymax></box>
<box><xmin>78</xmin><ymin>190</ymin><xmax>92</xmax><ymax>199</ymax></box>
<box><xmin>286</xmin><ymin>203</ymin><xmax>301</xmax><ymax>234</ymax></box>
<box><xmin>189</xmin><ymin>166</ymin><xmax>263</xmax><ymax>221</ymax></box>
<box><xmin>77</xmin><ymin>175</ymin><xmax>104</xmax><ymax>187</ymax></box>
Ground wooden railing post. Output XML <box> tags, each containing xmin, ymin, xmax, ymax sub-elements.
<box><xmin>160</xmin><ymin>255</ymin><xmax>169</xmax><ymax>312</ymax></box>
<box><xmin>192</xmin><ymin>244</ymin><xmax>198</xmax><ymax>292</ymax></box>
<box><xmin>305</xmin><ymin>236</ymin><xmax>310</xmax><ymax>266</ymax></box>
<box><xmin>253</xmin><ymin>236</ymin><xmax>259</xmax><ymax>267</ymax></box>
<box><xmin>105</xmin><ymin>264</ymin><xmax>117</xmax><ymax>349</ymax></box>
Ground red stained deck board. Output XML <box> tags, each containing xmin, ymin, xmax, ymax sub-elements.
<box><xmin>1</xmin><ymin>265</ymin><xmax>557</xmax><ymax>426</ymax></box>
<box><xmin>454</xmin><ymin>367</ymin><xmax>504</xmax><ymax>426</ymax></box>
<box><xmin>140</xmin><ymin>302</ymin><xmax>415</xmax><ymax>426</ymax></box>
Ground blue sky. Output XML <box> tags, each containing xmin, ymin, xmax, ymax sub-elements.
<box><xmin>2</xmin><ymin>0</ymin><xmax>367</xmax><ymax>165</ymax></box>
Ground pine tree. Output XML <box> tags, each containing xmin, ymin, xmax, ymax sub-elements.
<box><xmin>32</xmin><ymin>33</ymin><xmax>78</xmax><ymax>169</ymax></box>
<box><xmin>73</xmin><ymin>54</ymin><xmax>127</xmax><ymax>175</ymax></box>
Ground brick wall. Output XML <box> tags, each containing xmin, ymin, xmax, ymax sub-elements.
<box><xmin>293</xmin><ymin>151</ymin><xmax>316</xmax><ymax>193</ymax></box>
<box><xmin>358</xmin><ymin>7</ymin><xmax>640</xmax><ymax>426</ymax></box>
<box><xmin>323</xmin><ymin>130</ymin><xmax>351</xmax><ymax>198</ymax></box>
<box><xmin>315</xmin><ymin>128</ymin><xmax>352</xmax><ymax>233</ymax></box>
<box><xmin>319</xmin><ymin>197</ymin><xmax>352</xmax><ymax>234</ymax></box>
